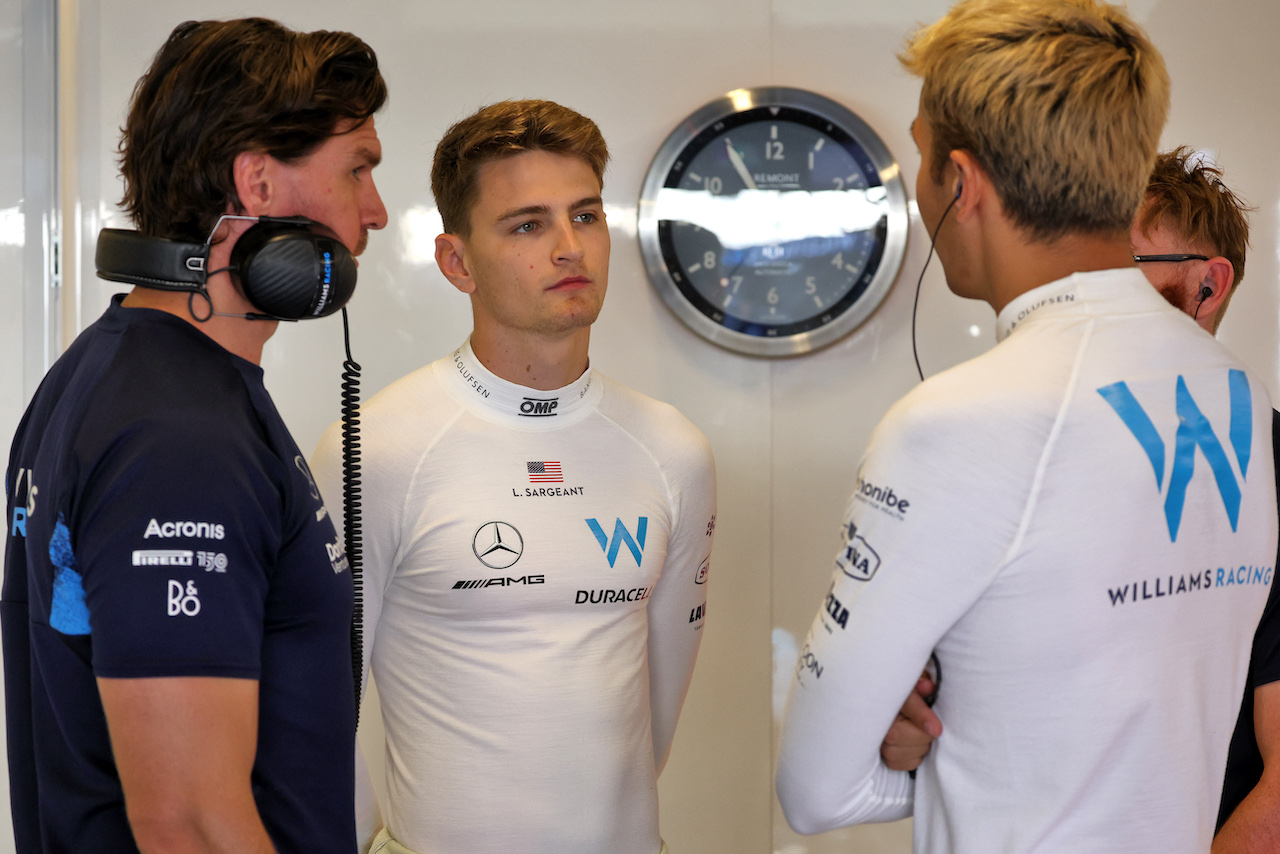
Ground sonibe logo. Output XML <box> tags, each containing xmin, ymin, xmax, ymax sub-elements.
<box><xmin>1099</xmin><ymin>369</ymin><xmax>1252</xmax><ymax>542</ymax></box>
<box><xmin>853</xmin><ymin>477</ymin><xmax>910</xmax><ymax>518</ymax></box>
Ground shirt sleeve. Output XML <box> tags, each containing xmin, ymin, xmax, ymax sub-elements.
<box><xmin>72</xmin><ymin>410</ymin><xmax>281</xmax><ymax>679</ymax></box>
<box><xmin>645</xmin><ymin>426</ymin><xmax>716</xmax><ymax>775</ymax></box>
<box><xmin>776</xmin><ymin>394</ymin><xmax>1030</xmax><ymax>833</ymax></box>
<box><xmin>310</xmin><ymin>417</ymin><xmax>403</xmax><ymax>705</ymax></box>
<box><xmin>311</xmin><ymin>418</ymin><xmax>401</xmax><ymax>853</ymax></box>
<box><xmin>1252</xmin><ymin>412</ymin><xmax>1280</xmax><ymax>689</ymax></box>
<box><xmin>1249</xmin><ymin>572</ymin><xmax>1280</xmax><ymax>688</ymax></box>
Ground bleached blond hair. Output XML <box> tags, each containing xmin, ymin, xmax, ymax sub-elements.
<box><xmin>901</xmin><ymin>0</ymin><xmax>1169</xmax><ymax>241</ymax></box>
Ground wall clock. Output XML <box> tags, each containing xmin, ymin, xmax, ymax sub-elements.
<box><xmin>638</xmin><ymin>87</ymin><xmax>908</xmax><ymax>357</ymax></box>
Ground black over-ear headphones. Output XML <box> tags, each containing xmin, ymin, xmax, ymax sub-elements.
<box><xmin>95</xmin><ymin>215</ymin><xmax>358</xmax><ymax>321</ymax></box>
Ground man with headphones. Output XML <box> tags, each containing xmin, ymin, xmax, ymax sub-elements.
<box><xmin>1</xmin><ymin>19</ymin><xmax>386</xmax><ymax>853</ymax></box>
<box><xmin>1131</xmin><ymin>152</ymin><xmax>1272</xmax><ymax>853</ymax></box>
<box><xmin>776</xmin><ymin>2</ymin><xmax>1276</xmax><ymax>851</ymax></box>
<box><xmin>310</xmin><ymin>99</ymin><xmax>716</xmax><ymax>854</ymax></box>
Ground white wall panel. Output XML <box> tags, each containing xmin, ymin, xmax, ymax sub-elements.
<box><xmin>0</xmin><ymin>10</ymin><xmax>23</xmax><ymax>852</ymax></box>
<box><xmin>22</xmin><ymin>1</ymin><xmax>1280</xmax><ymax>853</ymax></box>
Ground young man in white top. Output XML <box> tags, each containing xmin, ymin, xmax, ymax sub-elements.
<box><xmin>881</xmin><ymin>150</ymin><xmax>1280</xmax><ymax>853</ymax></box>
<box><xmin>311</xmin><ymin>99</ymin><xmax>715</xmax><ymax>854</ymax></box>
<box><xmin>776</xmin><ymin>2</ymin><xmax>1277</xmax><ymax>852</ymax></box>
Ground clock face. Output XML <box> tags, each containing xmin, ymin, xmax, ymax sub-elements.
<box><xmin>638</xmin><ymin>88</ymin><xmax>908</xmax><ymax>357</ymax></box>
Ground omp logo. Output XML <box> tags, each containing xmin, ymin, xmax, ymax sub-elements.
<box><xmin>519</xmin><ymin>397</ymin><xmax>558</xmax><ymax>417</ymax></box>
<box><xmin>472</xmin><ymin>522</ymin><xmax>524</xmax><ymax>570</ymax></box>
<box><xmin>144</xmin><ymin>519</ymin><xmax>225</xmax><ymax>540</ymax></box>
<box><xmin>133</xmin><ymin>550</ymin><xmax>194</xmax><ymax>567</ymax></box>
<box><xmin>836</xmin><ymin>522</ymin><xmax>880</xmax><ymax>582</ymax></box>
<box><xmin>586</xmin><ymin>517</ymin><xmax>647</xmax><ymax>567</ymax></box>
<box><xmin>1099</xmin><ymin>370</ymin><xmax>1252</xmax><ymax>541</ymax></box>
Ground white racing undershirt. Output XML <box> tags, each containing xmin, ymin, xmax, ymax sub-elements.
<box><xmin>312</xmin><ymin>340</ymin><xmax>716</xmax><ymax>854</ymax></box>
<box><xmin>778</xmin><ymin>269</ymin><xmax>1277</xmax><ymax>853</ymax></box>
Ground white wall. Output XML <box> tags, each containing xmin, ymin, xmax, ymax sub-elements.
<box><xmin>7</xmin><ymin>1</ymin><xmax>1278</xmax><ymax>853</ymax></box>
<box><xmin>0</xmin><ymin>6</ymin><xmax>25</xmax><ymax>852</ymax></box>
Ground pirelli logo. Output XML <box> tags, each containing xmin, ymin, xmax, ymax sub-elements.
<box><xmin>133</xmin><ymin>549</ymin><xmax>194</xmax><ymax>566</ymax></box>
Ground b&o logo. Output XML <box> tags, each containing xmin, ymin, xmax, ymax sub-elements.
<box><xmin>473</xmin><ymin>521</ymin><xmax>524</xmax><ymax>569</ymax></box>
<box><xmin>167</xmin><ymin>580</ymin><xmax>201</xmax><ymax>617</ymax></box>
<box><xmin>1099</xmin><ymin>370</ymin><xmax>1252</xmax><ymax>541</ymax></box>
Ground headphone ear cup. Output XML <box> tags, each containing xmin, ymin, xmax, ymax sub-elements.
<box><xmin>231</xmin><ymin>222</ymin><xmax>357</xmax><ymax>319</ymax></box>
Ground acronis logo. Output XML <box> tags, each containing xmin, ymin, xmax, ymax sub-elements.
<box><xmin>1099</xmin><ymin>370</ymin><xmax>1252</xmax><ymax>542</ymax></box>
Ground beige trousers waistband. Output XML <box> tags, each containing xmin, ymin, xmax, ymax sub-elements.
<box><xmin>370</xmin><ymin>827</ymin><xmax>668</xmax><ymax>854</ymax></box>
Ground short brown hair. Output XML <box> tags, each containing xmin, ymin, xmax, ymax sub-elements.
<box><xmin>901</xmin><ymin>0</ymin><xmax>1169</xmax><ymax>241</ymax></box>
<box><xmin>120</xmin><ymin>18</ymin><xmax>387</xmax><ymax>241</ymax></box>
<box><xmin>431</xmin><ymin>100</ymin><xmax>609</xmax><ymax>236</ymax></box>
<box><xmin>1137</xmin><ymin>147</ymin><xmax>1252</xmax><ymax>289</ymax></box>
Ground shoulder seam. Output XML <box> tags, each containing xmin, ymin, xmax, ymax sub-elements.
<box><xmin>394</xmin><ymin>406</ymin><xmax>468</xmax><ymax>573</ymax></box>
<box><xmin>595</xmin><ymin>406</ymin><xmax>681</xmax><ymax>529</ymax></box>
<box><xmin>1000</xmin><ymin>318</ymin><xmax>1097</xmax><ymax>566</ymax></box>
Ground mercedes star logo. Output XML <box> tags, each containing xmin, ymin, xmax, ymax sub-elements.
<box><xmin>472</xmin><ymin>521</ymin><xmax>524</xmax><ymax>569</ymax></box>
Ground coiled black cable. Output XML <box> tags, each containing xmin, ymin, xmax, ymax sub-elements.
<box><xmin>339</xmin><ymin>307</ymin><xmax>364</xmax><ymax>728</ymax></box>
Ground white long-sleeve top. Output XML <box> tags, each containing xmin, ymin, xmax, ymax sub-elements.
<box><xmin>312</xmin><ymin>340</ymin><xmax>715</xmax><ymax>854</ymax></box>
<box><xmin>777</xmin><ymin>269</ymin><xmax>1277</xmax><ymax>853</ymax></box>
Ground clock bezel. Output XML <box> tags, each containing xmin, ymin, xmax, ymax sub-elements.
<box><xmin>637</xmin><ymin>86</ymin><xmax>909</xmax><ymax>357</ymax></box>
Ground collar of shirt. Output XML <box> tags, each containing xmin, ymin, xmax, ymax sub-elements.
<box><xmin>439</xmin><ymin>337</ymin><xmax>601</xmax><ymax>428</ymax></box>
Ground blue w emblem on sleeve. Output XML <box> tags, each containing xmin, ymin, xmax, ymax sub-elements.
<box><xmin>1098</xmin><ymin>369</ymin><xmax>1252</xmax><ymax>542</ymax></box>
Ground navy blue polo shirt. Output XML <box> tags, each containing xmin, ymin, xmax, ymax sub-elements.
<box><xmin>2</xmin><ymin>295</ymin><xmax>355</xmax><ymax>852</ymax></box>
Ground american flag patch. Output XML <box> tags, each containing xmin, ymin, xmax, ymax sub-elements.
<box><xmin>527</xmin><ymin>461</ymin><xmax>563</xmax><ymax>483</ymax></box>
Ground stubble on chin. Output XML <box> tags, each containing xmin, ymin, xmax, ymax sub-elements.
<box><xmin>537</xmin><ymin>290</ymin><xmax>605</xmax><ymax>336</ymax></box>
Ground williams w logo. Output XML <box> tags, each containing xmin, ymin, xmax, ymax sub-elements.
<box><xmin>586</xmin><ymin>517</ymin><xmax>647</xmax><ymax>567</ymax></box>
<box><xmin>1098</xmin><ymin>370</ymin><xmax>1252</xmax><ymax>542</ymax></box>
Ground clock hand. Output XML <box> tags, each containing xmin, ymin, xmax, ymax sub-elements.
<box><xmin>723</xmin><ymin>138</ymin><xmax>758</xmax><ymax>190</ymax></box>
